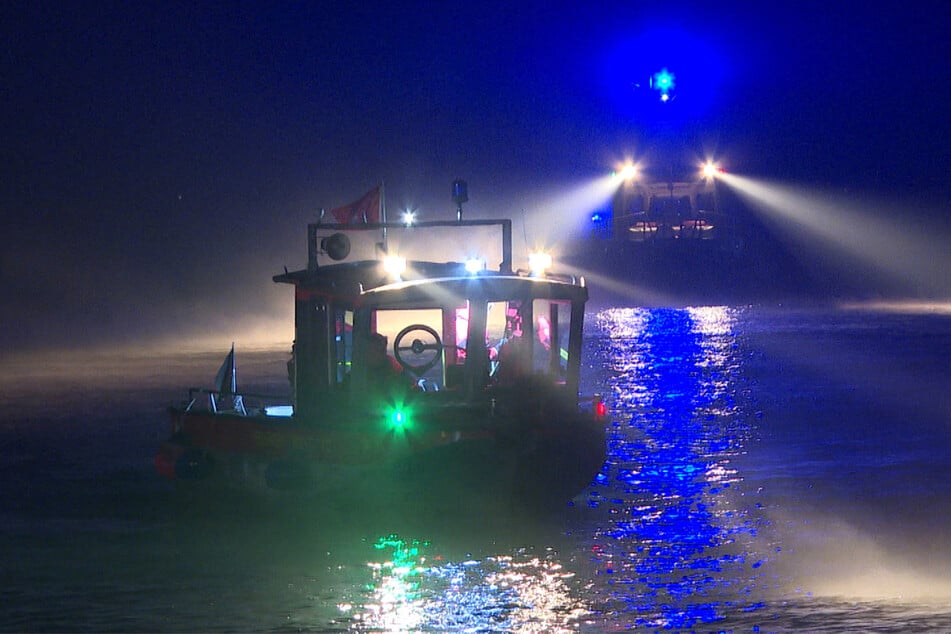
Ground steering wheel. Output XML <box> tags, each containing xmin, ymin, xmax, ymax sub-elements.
<box><xmin>394</xmin><ymin>324</ymin><xmax>443</xmax><ymax>374</ymax></box>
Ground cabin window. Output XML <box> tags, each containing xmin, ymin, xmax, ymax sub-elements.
<box><xmin>333</xmin><ymin>308</ymin><xmax>354</xmax><ymax>385</ymax></box>
<box><xmin>485</xmin><ymin>300</ymin><xmax>517</xmax><ymax>349</ymax></box>
<box><xmin>532</xmin><ymin>299</ymin><xmax>571</xmax><ymax>382</ymax></box>
<box><xmin>485</xmin><ymin>300</ymin><xmax>527</xmax><ymax>382</ymax></box>
<box><xmin>373</xmin><ymin>308</ymin><xmax>444</xmax><ymax>387</ymax></box>
<box><xmin>453</xmin><ymin>305</ymin><xmax>469</xmax><ymax>357</ymax></box>
<box><xmin>695</xmin><ymin>191</ymin><xmax>716</xmax><ymax>212</ymax></box>
<box><xmin>481</xmin><ymin>299</ymin><xmax>572</xmax><ymax>385</ymax></box>
<box><xmin>444</xmin><ymin>304</ymin><xmax>469</xmax><ymax>388</ymax></box>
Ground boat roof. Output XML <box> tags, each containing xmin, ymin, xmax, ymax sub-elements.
<box><xmin>622</xmin><ymin>178</ymin><xmax>717</xmax><ymax>199</ymax></box>
<box><xmin>363</xmin><ymin>274</ymin><xmax>587</xmax><ymax>304</ymax></box>
<box><xmin>273</xmin><ymin>217</ymin><xmax>586</xmax><ymax>303</ymax></box>
<box><xmin>274</xmin><ymin>262</ymin><xmax>586</xmax><ymax>304</ymax></box>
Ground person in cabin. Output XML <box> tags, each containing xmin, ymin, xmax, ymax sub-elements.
<box><xmin>286</xmin><ymin>340</ymin><xmax>296</xmax><ymax>386</ymax></box>
<box><xmin>366</xmin><ymin>332</ymin><xmax>420</xmax><ymax>396</ymax></box>
<box><xmin>367</xmin><ymin>333</ymin><xmax>403</xmax><ymax>377</ymax></box>
<box><xmin>489</xmin><ymin>328</ymin><xmax>529</xmax><ymax>383</ymax></box>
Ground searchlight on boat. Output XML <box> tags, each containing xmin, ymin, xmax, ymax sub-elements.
<box><xmin>383</xmin><ymin>254</ymin><xmax>406</xmax><ymax>278</ymax></box>
<box><xmin>465</xmin><ymin>258</ymin><xmax>486</xmax><ymax>274</ymax></box>
<box><xmin>701</xmin><ymin>161</ymin><xmax>723</xmax><ymax>179</ymax></box>
<box><xmin>617</xmin><ymin>163</ymin><xmax>638</xmax><ymax>181</ymax></box>
<box><xmin>528</xmin><ymin>251</ymin><xmax>553</xmax><ymax>276</ymax></box>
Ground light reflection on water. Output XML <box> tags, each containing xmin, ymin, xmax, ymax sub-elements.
<box><xmin>338</xmin><ymin>535</ymin><xmax>589</xmax><ymax>633</ymax></box>
<box><xmin>581</xmin><ymin>306</ymin><xmax>774</xmax><ymax>629</ymax></box>
<box><xmin>325</xmin><ymin>306</ymin><xmax>773</xmax><ymax>632</ymax></box>
<box><xmin>4</xmin><ymin>307</ymin><xmax>951</xmax><ymax>631</ymax></box>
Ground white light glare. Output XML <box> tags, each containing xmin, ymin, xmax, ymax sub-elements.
<box><xmin>401</xmin><ymin>210</ymin><xmax>417</xmax><ymax>225</ymax></box>
<box><xmin>702</xmin><ymin>162</ymin><xmax>718</xmax><ymax>178</ymax></box>
<box><xmin>528</xmin><ymin>252</ymin><xmax>552</xmax><ymax>275</ymax></box>
<box><xmin>618</xmin><ymin>164</ymin><xmax>637</xmax><ymax>181</ymax></box>
<box><xmin>464</xmin><ymin>258</ymin><xmax>485</xmax><ymax>274</ymax></box>
<box><xmin>383</xmin><ymin>255</ymin><xmax>406</xmax><ymax>277</ymax></box>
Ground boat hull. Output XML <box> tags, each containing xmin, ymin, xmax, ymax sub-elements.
<box><xmin>157</xmin><ymin>407</ymin><xmax>606</xmax><ymax>510</ymax></box>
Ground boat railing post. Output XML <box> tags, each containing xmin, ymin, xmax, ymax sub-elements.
<box><xmin>307</xmin><ymin>224</ymin><xmax>318</xmax><ymax>271</ymax></box>
<box><xmin>501</xmin><ymin>219</ymin><xmax>513</xmax><ymax>274</ymax></box>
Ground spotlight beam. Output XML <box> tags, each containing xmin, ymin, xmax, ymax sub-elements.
<box><xmin>518</xmin><ymin>172</ymin><xmax>626</xmax><ymax>251</ymax></box>
<box><xmin>718</xmin><ymin>173</ymin><xmax>950</xmax><ymax>297</ymax></box>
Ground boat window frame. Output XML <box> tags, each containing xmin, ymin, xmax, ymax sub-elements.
<box><xmin>349</xmin><ymin>276</ymin><xmax>587</xmax><ymax>401</ymax></box>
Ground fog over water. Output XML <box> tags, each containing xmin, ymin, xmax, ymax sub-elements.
<box><xmin>2</xmin><ymin>305</ymin><xmax>950</xmax><ymax>631</ymax></box>
<box><xmin>3</xmin><ymin>2</ymin><xmax>949</xmax><ymax>354</ymax></box>
<box><xmin>2</xmin><ymin>4</ymin><xmax>949</xmax><ymax>627</ymax></box>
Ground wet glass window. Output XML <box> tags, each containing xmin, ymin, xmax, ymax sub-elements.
<box><xmin>532</xmin><ymin>299</ymin><xmax>571</xmax><ymax>382</ymax></box>
<box><xmin>373</xmin><ymin>308</ymin><xmax>444</xmax><ymax>388</ymax></box>
<box><xmin>333</xmin><ymin>308</ymin><xmax>353</xmax><ymax>384</ymax></box>
<box><xmin>485</xmin><ymin>300</ymin><xmax>526</xmax><ymax>382</ymax></box>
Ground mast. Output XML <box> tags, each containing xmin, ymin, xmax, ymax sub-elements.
<box><xmin>380</xmin><ymin>181</ymin><xmax>388</xmax><ymax>253</ymax></box>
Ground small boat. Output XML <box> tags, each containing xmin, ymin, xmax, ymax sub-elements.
<box><xmin>156</xmin><ymin>182</ymin><xmax>607</xmax><ymax>510</ymax></box>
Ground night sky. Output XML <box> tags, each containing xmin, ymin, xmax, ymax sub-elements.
<box><xmin>2</xmin><ymin>1</ymin><xmax>949</xmax><ymax>352</ymax></box>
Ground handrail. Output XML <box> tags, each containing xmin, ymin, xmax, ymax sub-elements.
<box><xmin>183</xmin><ymin>387</ymin><xmax>291</xmax><ymax>414</ymax></box>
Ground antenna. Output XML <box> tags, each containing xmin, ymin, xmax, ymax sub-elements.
<box><xmin>520</xmin><ymin>208</ymin><xmax>530</xmax><ymax>247</ymax></box>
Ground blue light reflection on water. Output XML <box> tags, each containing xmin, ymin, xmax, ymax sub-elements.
<box><xmin>324</xmin><ymin>306</ymin><xmax>777</xmax><ymax>632</ymax></box>
<box><xmin>5</xmin><ymin>309</ymin><xmax>951</xmax><ymax>631</ymax></box>
<box><xmin>583</xmin><ymin>306</ymin><xmax>772</xmax><ymax>630</ymax></box>
<box><xmin>308</xmin><ymin>306</ymin><xmax>777</xmax><ymax>632</ymax></box>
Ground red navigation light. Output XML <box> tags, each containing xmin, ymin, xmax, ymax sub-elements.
<box><xmin>595</xmin><ymin>398</ymin><xmax>607</xmax><ymax>418</ymax></box>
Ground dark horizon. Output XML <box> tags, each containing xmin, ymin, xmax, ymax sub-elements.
<box><xmin>2</xmin><ymin>1</ymin><xmax>949</xmax><ymax>353</ymax></box>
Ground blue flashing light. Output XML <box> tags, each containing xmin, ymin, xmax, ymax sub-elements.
<box><xmin>653</xmin><ymin>68</ymin><xmax>674</xmax><ymax>89</ymax></box>
<box><xmin>597</xmin><ymin>25</ymin><xmax>729</xmax><ymax>121</ymax></box>
<box><xmin>652</xmin><ymin>68</ymin><xmax>676</xmax><ymax>101</ymax></box>
<box><xmin>591</xmin><ymin>205</ymin><xmax>612</xmax><ymax>225</ymax></box>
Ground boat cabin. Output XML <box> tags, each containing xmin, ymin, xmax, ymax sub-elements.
<box><xmin>273</xmin><ymin>219</ymin><xmax>588</xmax><ymax>425</ymax></box>
<box><xmin>608</xmin><ymin>176</ymin><xmax>729</xmax><ymax>242</ymax></box>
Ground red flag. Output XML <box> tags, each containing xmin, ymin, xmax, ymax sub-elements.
<box><xmin>331</xmin><ymin>185</ymin><xmax>381</xmax><ymax>223</ymax></box>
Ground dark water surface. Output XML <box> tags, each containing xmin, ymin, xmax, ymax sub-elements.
<box><xmin>2</xmin><ymin>306</ymin><xmax>950</xmax><ymax>632</ymax></box>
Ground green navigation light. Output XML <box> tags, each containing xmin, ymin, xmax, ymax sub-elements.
<box><xmin>388</xmin><ymin>407</ymin><xmax>410</xmax><ymax>431</ymax></box>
